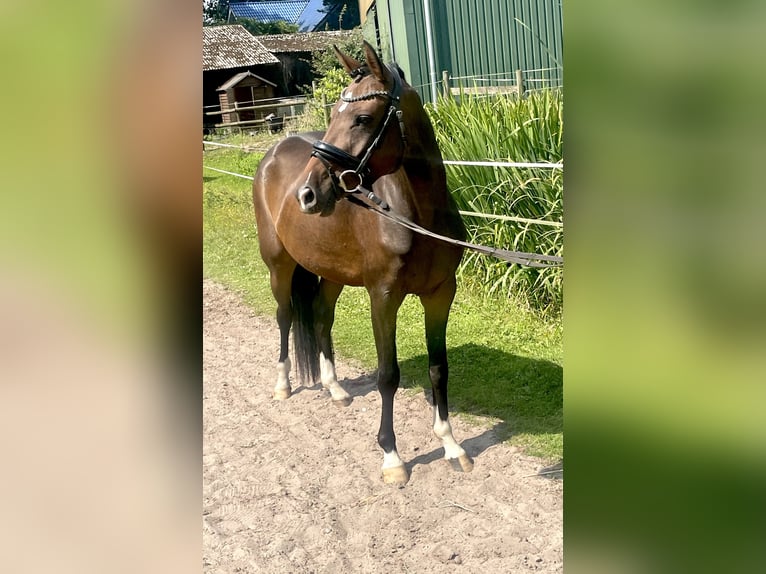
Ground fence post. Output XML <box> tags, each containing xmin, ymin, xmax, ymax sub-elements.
<box><xmin>442</xmin><ymin>70</ymin><xmax>451</xmax><ymax>100</ymax></box>
<box><xmin>516</xmin><ymin>69</ymin><xmax>525</xmax><ymax>97</ymax></box>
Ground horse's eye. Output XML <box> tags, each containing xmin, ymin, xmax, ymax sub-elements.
<box><xmin>355</xmin><ymin>115</ymin><xmax>373</xmax><ymax>126</ymax></box>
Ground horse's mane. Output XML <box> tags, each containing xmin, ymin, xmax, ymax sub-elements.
<box><xmin>350</xmin><ymin>62</ymin><xmax>406</xmax><ymax>83</ymax></box>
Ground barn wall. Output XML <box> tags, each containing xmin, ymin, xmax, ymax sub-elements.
<box><xmin>218</xmin><ymin>92</ymin><xmax>232</xmax><ymax>124</ymax></box>
<box><xmin>365</xmin><ymin>0</ymin><xmax>563</xmax><ymax>103</ymax></box>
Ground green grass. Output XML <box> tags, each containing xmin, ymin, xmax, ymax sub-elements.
<box><xmin>427</xmin><ymin>90</ymin><xmax>563</xmax><ymax>312</ymax></box>
<box><xmin>203</xmin><ymin>146</ymin><xmax>562</xmax><ymax>461</ymax></box>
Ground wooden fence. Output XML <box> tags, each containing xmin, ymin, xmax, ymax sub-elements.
<box><xmin>439</xmin><ymin>67</ymin><xmax>562</xmax><ymax>99</ymax></box>
<box><xmin>204</xmin><ymin>96</ymin><xmax>308</xmax><ymax>132</ymax></box>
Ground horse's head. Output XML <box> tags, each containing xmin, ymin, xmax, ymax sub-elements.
<box><xmin>296</xmin><ymin>41</ymin><xmax>409</xmax><ymax>214</ymax></box>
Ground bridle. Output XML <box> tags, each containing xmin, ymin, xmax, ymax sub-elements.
<box><xmin>311</xmin><ymin>64</ymin><xmax>407</xmax><ymax>202</ymax></box>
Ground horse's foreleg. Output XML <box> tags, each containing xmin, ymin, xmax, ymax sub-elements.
<box><xmin>315</xmin><ymin>279</ymin><xmax>350</xmax><ymax>406</ymax></box>
<box><xmin>421</xmin><ymin>277</ymin><xmax>473</xmax><ymax>472</ymax></box>
<box><xmin>370</xmin><ymin>287</ymin><xmax>408</xmax><ymax>484</ymax></box>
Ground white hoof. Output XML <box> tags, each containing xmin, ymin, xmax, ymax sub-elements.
<box><xmin>332</xmin><ymin>395</ymin><xmax>352</xmax><ymax>407</ymax></box>
<box><xmin>273</xmin><ymin>388</ymin><xmax>291</xmax><ymax>400</ymax></box>
<box><xmin>447</xmin><ymin>454</ymin><xmax>474</xmax><ymax>473</ymax></box>
<box><xmin>382</xmin><ymin>465</ymin><xmax>409</xmax><ymax>484</ymax></box>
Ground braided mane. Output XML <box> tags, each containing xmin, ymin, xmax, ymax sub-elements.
<box><xmin>339</xmin><ymin>89</ymin><xmax>391</xmax><ymax>103</ymax></box>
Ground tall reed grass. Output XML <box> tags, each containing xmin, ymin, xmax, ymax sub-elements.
<box><xmin>426</xmin><ymin>89</ymin><xmax>563</xmax><ymax>312</ymax></box>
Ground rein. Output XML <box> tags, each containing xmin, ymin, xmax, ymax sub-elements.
<box><xmin>345</xmin><ymin>186</ymin><xmax>563</xmax><ymax>268</ymax></box>
<box><xmin>310</xmin><ymin>64</ymin><xmax>562</xmax><ymax>268</ymax></box>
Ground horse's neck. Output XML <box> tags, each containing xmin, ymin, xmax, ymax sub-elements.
<box><xmin>401</xmin><ymin>118</ymin><xmax>447</xmax><ymax>195</ymax></box>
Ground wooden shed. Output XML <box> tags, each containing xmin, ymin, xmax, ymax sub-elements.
<box><xmin>202</xmin><ymin>25</ymin><xmax>280</xmax><ymax>131</ymax></box>
<box><xmin>216</xmin><ymin>71</ymin><xmax>278</xmax><ymax>126</ymax></box>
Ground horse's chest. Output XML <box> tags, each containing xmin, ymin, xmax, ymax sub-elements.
<box><xmin>375</xmin><ymin>218</ymin><xmax>413</xmax><ymax>256</ymax></box>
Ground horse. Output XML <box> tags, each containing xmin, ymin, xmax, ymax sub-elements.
<box><xmin>252</xmin><ymin>41</ymin><xmax>473</xmax><ymax>484</ymax></box>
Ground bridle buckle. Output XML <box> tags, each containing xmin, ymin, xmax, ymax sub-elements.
<box><xmin>339</xmin><ymin>170</ymin><xmax>362</xmax><ymax>192</ymax></box>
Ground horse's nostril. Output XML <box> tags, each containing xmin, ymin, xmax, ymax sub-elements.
<box><xmin>298</xmin><ymin>186</ymin><xmax>317</xmax><ymax>211</ymax></box>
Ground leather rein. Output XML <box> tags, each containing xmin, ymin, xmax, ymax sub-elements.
<box><xmin>310</xmin><ymin>65</ymin><xmax>563</xmax><ymax>269</ymax></box>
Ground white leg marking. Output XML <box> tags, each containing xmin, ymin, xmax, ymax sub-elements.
<box><xmin>273</xmin><ymin>357</ymin><xmax>291</xmax><ymax>399</ymax></box>
<box><xmin>382</xmin><ymin>449</ymin><xmax>405</xmax><ymax>470</ymax></box>
<box><xmin>319</xmin><ymin>352</ymin><xmax>351</xmax><ymax>403</ymax></box>
<box><xmin>381</xmin><ymin>449</ymin><xmax>409</xmax><ymax>483</ymax></box>
<box><xmin>433</xmin><ymin>406</ymin><xmax>466</xmax><ymax>460</ymax></box>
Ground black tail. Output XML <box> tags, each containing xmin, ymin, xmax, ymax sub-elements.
<box><xmin>290</xmin><ymin>265</ymin><xmax>320</xmax><ymax>385</ymax></box>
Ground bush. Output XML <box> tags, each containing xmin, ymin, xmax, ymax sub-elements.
<box><xmin>288</xmin><ymin>30</ymin><xmax>364</xmax><ymax>132</ymax></box>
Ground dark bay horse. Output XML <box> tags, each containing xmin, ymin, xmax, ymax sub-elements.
<box><xmin>252</xmin><ymin>41</ymin><xmax>472</xmax><ymax>484</ymax></box>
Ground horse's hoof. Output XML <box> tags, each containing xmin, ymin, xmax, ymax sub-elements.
<box><xmin>332</xmin><ymin>396</ymin><xmax>352</xmax><ymax>407</ymax></box>
<box><xmin>273</xmin><ymin>388</ymin><xmax>291</xmax><ymax>400</ymax></box>
<box><xmin>448</xmin><ymin>454</ymin><xmax>474</xmax><ymax>473</ymax></box>
<box><xmin>382</xmin><ymin>465</ymin><xmax>409</xmax><ymax>485</ymax></box>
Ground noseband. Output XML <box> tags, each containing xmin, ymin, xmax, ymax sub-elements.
<box><xmin>311</xmin><ymin>64</ymin><xmax>407</xmax><ymax>199</ymax></box>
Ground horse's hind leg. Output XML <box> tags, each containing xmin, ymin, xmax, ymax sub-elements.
<box><xmin>270</xmin><ymin>260</ymin><xmax>296</xmax><ymax>400</ymax></box>
<box><xmin>421</xmin><ymin>276</ymin><xmax>473</xmax><ymax>472</ymax></box>
<box><xmin>315</xmin><ymin>279</ymin><xmax>351</xmax><ymax>406</ymax></box>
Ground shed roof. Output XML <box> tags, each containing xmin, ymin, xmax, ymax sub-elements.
<box><xmin>258</xmin><ymin>30</ymin><xmax>357</xmax><ymax>53</ymax></box>
<box><xmin>203</xmin><ymin>25</ymin><xmax>279</xmax><ymax>71</ymax></box>
<box><xmin>217</xmin><ymin>71</ymin><xmax>278</xmax><ymax>91</ymax></box>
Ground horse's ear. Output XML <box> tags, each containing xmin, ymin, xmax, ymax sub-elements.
<box><xmin>333</xmin><ymin>45</ymin><xmax>362</xmax><ymax>76</ymax></box>
<box><xmin>363</xmin><ymin>40</ymin><xmax>389</xmax><ymax>83</ymax></box>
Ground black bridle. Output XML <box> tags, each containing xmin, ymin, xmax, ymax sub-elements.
<box><xmin>311</xmin><ymin>64</ymin><xmax>407</xmax><ymax>203</ymax></box>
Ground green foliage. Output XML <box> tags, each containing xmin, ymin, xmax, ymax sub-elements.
<box><xmin>203</xmin><ymin>0</ymin><xmax>230</xmax><ymax>25</ymax></box>
<box><xmin>236</xmin><ymin>18</ymin><xmax>299</xmax><ymax>36</ymax></box>
<box><xmin>290</xmin><ymin>67</ymin><xmax>352</xmax><ymax>132</ymax></box>
<box><xmin>289</xmin><ymin>31</ymin><xmax>363</xmax><ymax>132</ymax></box>
<box><xmin>310</xmin><ymin>28</ymin><xmax>364</xmax><ymax>77</ymax></box>
<box><xmin>427</xmin><ymin>89</ymin><xmax>564</xmax><ymax>313</ymax></box>
<box><xmin>312</xmin><ymin>67</ymin><xmax>351</xmax><ymax>104</ymax></box>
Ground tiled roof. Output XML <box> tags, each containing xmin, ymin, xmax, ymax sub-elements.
<box><xmin>229</xmin><ymin>1</ymin><xmax>309</xmax><ymax>24</ymax></box>
<box><xmin>258</xmin><ymin>30</ymin><xmax>357</xmax><ymax>53</ymax></box>
<box><xmin>203</xmin><ymin>25</ymin><xmax>279</xmax><ymax>71</ymax></box>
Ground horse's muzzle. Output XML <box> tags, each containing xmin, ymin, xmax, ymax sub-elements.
<box><xmin>297</xmin><ymin>185</ymin><xmax>319</xmax><ymax>213</ymax></box>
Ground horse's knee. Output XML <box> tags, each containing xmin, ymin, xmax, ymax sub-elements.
<box><xmin>377</xmin><ymin>362</ymin><xmax>400</xmax><ymax>390</ymax></box>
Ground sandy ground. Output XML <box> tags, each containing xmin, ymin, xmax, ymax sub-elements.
<box><xmin>203</xmin><ymin>280</ymin><xmax>562</xmax><ymax>573</ymax></box>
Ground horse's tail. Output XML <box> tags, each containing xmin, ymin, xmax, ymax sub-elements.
<box><xmin>291</xmin><ymin>265</ymin><xmax>320</xmax><ymax>385</ymax></box>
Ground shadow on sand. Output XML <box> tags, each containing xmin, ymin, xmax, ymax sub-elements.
<box><xmin>334</xmin><ymin>342</ymin><xmax>562</xmax><ymax>476</ymax></box>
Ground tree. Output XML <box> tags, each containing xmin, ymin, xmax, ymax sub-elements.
<box><xmin>237</xmin><ymin>19</ymin><xmax>299</xmax><ymax>36</ymax></box>
<box><xmin>203</xmin><ymin>0</ymin><xmax>230</xmax><ymax>26</ymax></box>
<box><xmin>310</xmin><ymin>28</ymin><xmax>364</xmax><ymax>77</ymax></box>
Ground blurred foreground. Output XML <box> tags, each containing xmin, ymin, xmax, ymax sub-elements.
<box><xmin>0</xmin><ymin>1</ymin><xmax>200</xmax><ymax>572</ymax></box>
